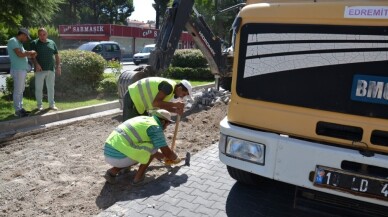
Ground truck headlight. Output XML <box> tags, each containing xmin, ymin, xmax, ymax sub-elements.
<box><xmin>226</xmin><ymin>137</ymin><xmax>265</xmax><ymax>165</ymax></box>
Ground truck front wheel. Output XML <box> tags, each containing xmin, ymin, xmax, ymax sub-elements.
<box><xmin>227</xmin><ymin>166</ymin><xmax>265</xmax><ymax>185</ymax></box>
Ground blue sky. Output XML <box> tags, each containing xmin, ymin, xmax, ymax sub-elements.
<box><xmin>129</xmin><ymin>0</ymin><xmax>156</xmax><ymax>22</ymax></box>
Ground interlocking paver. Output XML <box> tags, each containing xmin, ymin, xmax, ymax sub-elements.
<box><xmin>211</xmin><ymin>201</ymin><xmax>225</xmax><ymax>211</ymax></box>
<box><xmin>143</xmin><ymin>207</ymin><xmax>168</xmax><ymax>216</ymax></box>
<box><xmin>175</xmin><ymin>199</ymin><xmax>200</xmax><ymax>211</ymax></box>
<box><xmin>191</xmin><ymin>195</ymin><xmax>215</xmax><ymax>207</ymax></box>
<box><xmin>159</xmin><ymin>203</ymin><xmax>184</xmax><ymax>215</ymax></box>
<box><xmin>160</xmin><ymin>212</ymin><xmax>175</xmax><ymax>217</ymax></box>
<box><xmin>188</xmin><ymin>181</ymin><xmax>210</xmax><ymax>192</ymax></box>
<box><xmin>200</xmin><ymin>173</ymin><xmax>218</xmax><ymax>182</ymax></box>
<box><xmin>175</xmin><ymin>191</ymin><xmax>197</xmax><ymax>202</ymax></box>
<box><xmin>97</xmin><ymin>143</ymin><xmax>329</xmax><ymax>217</ymax></box>
<box><xmin>190</xmin><ymin>188</ymin><xmax>212</xmax><ymax>199</ymax></box>
<box><xmin>176</xmin><ymin>209</ymin><xmax>203</xmax><ymax>217</ymax></box>
<box><xmin>97</xmin><ymin>144</ymin><xmax>228</xmax><ymax>217</ymax></box>
<box><xmin>196</xmin><ymin>205</ymin><xmax>220</xmax><ymax>216</ymax></box>
<box><xmin>207</xmin><ymin>193</ymin><xmax>225</xmax><ymax>202</ymax></box>
<box><xmin>203</xmin><ymin>179</ymin><xmax>223</xmax><ymax>189</ymax></box>
<box><xmin>158</xmin><ymin>195</ymin><xmax>181</xmax><ymax>205</ymax></box>
<box><xmin>205</xmin><ymin>184</ymin><xmax>227</xmax><ymax>197</ymax></box>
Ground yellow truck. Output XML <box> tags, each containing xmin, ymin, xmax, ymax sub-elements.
<box><xmin>219</xmin><ymin>0</ymin><xmax>388</xmax><ymax>214</ymax></box>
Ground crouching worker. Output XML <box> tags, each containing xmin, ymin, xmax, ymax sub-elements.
<box><xmin>103</xmin><ymin>109</ymin><xmax>182</xmax><ymax>185</ymax></box>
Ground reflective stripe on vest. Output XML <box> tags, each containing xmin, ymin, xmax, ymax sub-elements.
<box><xmin>129</xmin><ymin>77</ymin><xmax>176</xmax><ymax>114</ymax></box>
<box><xmin>136</xmin><ymin>78</ymin><xmax>155</xmax><ymax>110</ymax></box>
<box><xmin>114</xmin><ymin>127</ymin><xmax>153</xmax><ymax>153</ymax></box>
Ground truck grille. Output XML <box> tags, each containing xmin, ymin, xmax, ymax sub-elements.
<box><xmin>371</xmin><ymin>130</ymin><xmax>388</xmax><ymax>147</ymax></box>
<box><xmin>316</xmin><ymin>121</ymin><xmax>363</xmax><ymax>141</ymax></box>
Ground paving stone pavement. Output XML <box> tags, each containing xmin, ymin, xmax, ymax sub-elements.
<box><xmin>98</xmin><ymin>144</ymin><xmax>355</xmax><ymax>217</ymax></box>
<box><xmin>97</xmin><ymin>143</ymin><xmax>234</xmax><ymax>217</ymax></box>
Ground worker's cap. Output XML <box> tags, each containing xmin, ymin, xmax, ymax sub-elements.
<box><xmin>180</xmin><ymin>79</ymin><xmax>193</xmax><ymax>101</ymax></box>
<box><xmin>153</xmin><ymin>109</ymin><xmax>175</xmax><ymax>123</ymax></box>
<box><xmin>18</xmin><ymin>28</ymin><xmax>31</xmax><ymax>40</ymax></box>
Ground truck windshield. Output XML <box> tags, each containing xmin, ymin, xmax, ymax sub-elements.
<box><xmin>236</xmin><ymin>23</ymin><xmax>388</xmax><ymax>119</ymax></box>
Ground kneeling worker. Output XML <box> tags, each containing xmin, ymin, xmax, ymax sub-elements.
<box><xmin>104</xmin><ymin>109</ymin><xmax>181</xmax><ymax>185</ymax></box>
<box><xmin>123</xmin><ymin>77</ymin><xmax>193</xmax><ymax>121</ymax></box>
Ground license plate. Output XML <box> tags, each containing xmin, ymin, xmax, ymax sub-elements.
<box><xmin>313</xmin><ymin>166</ymin><xmax>388</xmax><ymax>201</ymax></box>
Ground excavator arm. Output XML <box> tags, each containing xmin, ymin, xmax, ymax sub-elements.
<box><xmin>118</xmin><ymin>0</ymin><xmax>234</xmax><ymax>108</ymax></box>
<box><xmin>147</xmin><ymin>0</ymin><xmax>230</xmax><ymax>77</ymax></box>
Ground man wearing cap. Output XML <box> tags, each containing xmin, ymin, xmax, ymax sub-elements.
<box><xmin>122</xmin><ymin>77</ymin><xmax>193</xmax><ymax>121</ymax></box>
<box><xmin>104</xmin><ymin>109</ymin><xmax>182</xmax><ymax>185</ymax></box>
<box><xmin>7</xmin><ymin>28</ymin><xmax>37</xmax><ymax>117</ymax></box>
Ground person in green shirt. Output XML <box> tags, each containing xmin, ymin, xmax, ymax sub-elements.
<box><xmin>7</xmin><ymin>28</ymin><xmax>37</xmax><ymax>117</ymax></box>
<box><xmin>30</xmin><ymin>27</ymin><xmax>61</xmax><ymax>111</ymax></box>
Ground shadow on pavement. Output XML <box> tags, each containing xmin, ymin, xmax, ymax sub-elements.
<box><xmin>225</xmin><ymin>180</ymin><xmax>324</xmax><ymax>217</ymax></box>
<box><xmin>95</xmin><ymin>165</ymin><xmax>188</xmax><ymax>209</ymax></box>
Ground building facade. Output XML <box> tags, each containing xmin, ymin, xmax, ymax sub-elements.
<box><xmin>58</xmin><ymin>24</ymin><xmax>194</xmax><ymax>57</ymax></box>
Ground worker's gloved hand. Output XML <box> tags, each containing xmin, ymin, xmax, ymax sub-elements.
<box><xmin>164</xmin><ymin>156</ymin><xmax>182</xmax><ymax>166</ymax></box>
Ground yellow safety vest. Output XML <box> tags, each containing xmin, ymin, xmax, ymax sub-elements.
<box><xmin>106</xmin><ymin>116</ymin><xmax>160</xmax><ymax>164</ymax></box>
<box><xmin>128</xmin><ymin>77</ymin><xmax>176</xmax><ymax>114</ymax></box>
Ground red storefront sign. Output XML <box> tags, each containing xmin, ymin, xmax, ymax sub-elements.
<box><xmin>59</xmin><ymin>24</ymin><xmax>191</xmax><ymax>42</ymax></box>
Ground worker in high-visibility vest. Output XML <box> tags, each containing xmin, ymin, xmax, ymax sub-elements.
<box><xmin>104</xmin><ymin>109</ymin><xmax>182</xmax><ymax>185</ymax></box>
<box><xmin>122</xmin><ymin>77</ymin><xmax>193</xmax><ymax>121</ymax></box>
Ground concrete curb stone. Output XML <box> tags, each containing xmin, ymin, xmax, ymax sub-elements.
<box><xmin>0</xmin><ymin>83</ymin><xmax>215</xmax><ymax>138</ymax></box>
<box><xmin>0</xmin><ymin>101</ymin><xmax>120</xmax><ymax>137</ymax></box>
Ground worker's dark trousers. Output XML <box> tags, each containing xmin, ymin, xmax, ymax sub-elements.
<box><xmin>122</xmin><ymin>91</ymin><xmax>142</xmax><ymax>122</ymax></box>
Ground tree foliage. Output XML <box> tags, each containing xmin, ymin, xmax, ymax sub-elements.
<box><xmin>153</xmin><ymin>0</ymin><xmax>243</xmax><ymax>46</ymax></box>
<box><xmin>195</xmin><ymin>0</ymin><xmax>244</xmax><ymax>47</ymax></box>
<box><xmin>0</xmin><ymin>0</ymin><xmax>135</xmax><ymax>44</ymax></box>
<box><xmin>152</xmin><ymin>0</ymin><xmax>171</xmax><ymax>29</ymax></box>
<box><xmin>0</xmin><ymin>0</ymin><xmax>63</xmax><ymax>28</ymax></box>
<box><xmin>100</xmin><ymin>0</ymin><xmax>134</xmax><ymax>24</ymax></box>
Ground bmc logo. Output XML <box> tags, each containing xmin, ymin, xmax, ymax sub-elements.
<box><xmin>351</xmin><ymin>74</ymin><xmax>388</xmax><ymax>105</ymax></box>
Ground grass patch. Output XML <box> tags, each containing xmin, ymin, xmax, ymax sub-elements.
<box><xmin>0</xmin><ymin>94</ymin><xmax>116</xmax><ymax>121</ymax></box>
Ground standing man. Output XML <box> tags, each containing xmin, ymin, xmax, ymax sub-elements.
<box><xmin>104</xmin><ymin>109</ymin><xmax>182</xmax><ymax>185</ymax></box>
<box><xmin>30</xmin><ymin>27</ymin><xmax>61</xmax><ymax>111</ymax></box>
<box><xmin>7</xmin><ymin>28</ymin><xmax>37</xmax><ymax>117</ymax></box>
<box><xmin>123</xmin><ymin>77</ymin><xmax>193</xmax><ymax>121</ymax></box>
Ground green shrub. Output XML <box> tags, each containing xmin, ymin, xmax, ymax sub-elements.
<box><xmin>162</xmin><ymin>67</ymin><xmax>213</xmax><ymax>80</ymax></box>
<box><xmin>97</xmin><ymin>73</ymin><xmax>118</xmax><ymax>97</ymax></box>
<box><xmin>171</xmin><ymin>49</ymin><xmax>208</xmax><ymax>68</ymax></box>
<box><xmin>56</xmin><ymin>50</ymin><xmax>106</xmax><ymax>97</ymax></box>
<box><xmin>106</xmin><ymin>60</ymin><xmax>122</xmax><ymax>77</ymax></box>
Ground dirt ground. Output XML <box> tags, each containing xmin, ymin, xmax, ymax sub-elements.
<box><xmin>0</xmin><ymin>102</ymin><xmax>227</xmax><ymax>216</ymax></box>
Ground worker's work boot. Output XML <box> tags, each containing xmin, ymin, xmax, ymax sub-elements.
<box><xmin>103</xmin><ymin>171</ymin><xmax>117</xmax><ymax>184</ymax></box>
<box><xmin>103</xmin><ymin>167</ymin><xmax>132</xmax><ymax>184</ymax></box>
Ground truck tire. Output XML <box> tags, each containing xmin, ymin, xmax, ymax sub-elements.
<box><xmin>227</xmin><ymin>166</ymin><xmax>265</xmax><ymax>185</ymax></box>
<box><xmin>117</xmin><ymin>70</ymin><xmax>146</xmax><ymax>109</ymax></box>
